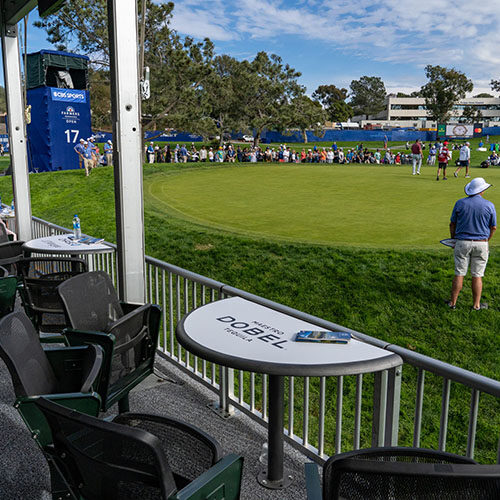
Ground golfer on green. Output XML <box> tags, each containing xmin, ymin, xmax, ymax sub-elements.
<box><xmin>447</xmin><ymin>178</ymin><xmax>496</xmax><ymax>310</ymax></box>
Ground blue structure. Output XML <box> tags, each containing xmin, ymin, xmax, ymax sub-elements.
<box><xmin>26</xmin><ymin>50</ymin><xmax>91</xmax><ymax>172</ymax></box>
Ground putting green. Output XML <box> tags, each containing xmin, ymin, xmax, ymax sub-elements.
<box><xmin>145</xmin><ymin>164</ymin><xmax>500</xmax><ymax>248</ymax></box>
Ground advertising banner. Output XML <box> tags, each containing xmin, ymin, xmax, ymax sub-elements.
<box><xmin>445</xmin><ymin>124</ymin><xmax>474</xmax><ymax>138</ymax></box>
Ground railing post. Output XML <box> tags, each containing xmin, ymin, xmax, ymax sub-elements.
<box><xmin>385</xmin><ymin>365</ymin><xmax>402</xmax><ymax>446</ymax></box>
<box><xmin>213</xmin><ymin>366</ymin><xmax>234</xmax><ymax>418</ymax></box>
<box><xmin>372</xmin><ymin>370</ymin><xmax>387</xmax><ymax>447</ymax></box>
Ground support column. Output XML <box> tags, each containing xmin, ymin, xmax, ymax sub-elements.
<box><xmin>1</xmin><ymin>24</ymin><xmax>32</xmax><ymax>241</ymax></box>
<box><xmin>107</xmin><ymin>0</ymin><xmax>145</xmax><ymax>303</ymax></box>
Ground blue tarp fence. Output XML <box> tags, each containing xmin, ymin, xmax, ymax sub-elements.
<box><xmin>262</xmin><ymin>128</ymin><xmax>437</xmax><ymax>143</ymax></box>
<box><xmin>0</xmin><ymin>135</ymin><xmax>9</xmax><ymax>152</ymax></box>
<box><xmin>93</xmin><ymin>128</ymin><xmax>436</xmax><ymax>144</ymax></box>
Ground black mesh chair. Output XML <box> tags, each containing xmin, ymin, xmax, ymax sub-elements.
<box><xmin>305</xmin><ymin>446</ymin><xmax>500</xmax><ymax>500</ymax></box>
<box><xmin>18</xmin><ymin>256</ymin><xmax>87</xmax><ymax>340</ymax></box>
<box><xmin>0</xmin><ymin>240</ymin><xmax>26</xmax><ymax>275</ymax></box>
<box><xmin>0</xmin><ymin>266</ymin><xmax>17</xmax><ymax>317</ymax></box>
<box><xmin>35</xmin><ymin>397</ymin><xmax>244</xmax><ymax>500</ymax></box>
<box><xmin>58</xmin><ymin>271</ymin><xmax>161</xmax><ymax>412</ymax></box>
<box><xmin>0</xmin><ymin>311</ymin><xmax>103</xmax><ymax>447</ymax></box>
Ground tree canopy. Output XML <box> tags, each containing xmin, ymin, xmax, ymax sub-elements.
<box><xmin>420</xmin><ymin>65</ymin><xmax>473</xmax><ymax>123</ymax></box>
<box><xmin>349</xmin><ymin>76</ymin><xmax>386</xmax><ymax>119</ymax></box>
<box><xmin>312</xmin><ymin>85</ymin><xmax>352</xmax><ymax>123</ymax></box>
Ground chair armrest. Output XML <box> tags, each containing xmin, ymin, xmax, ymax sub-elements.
<box><xmin>305</xmin><ymin>462</ymin><xmax>322</xmax><ymax>500</ymax></box>
<box><xmin>15</xmin><ymin>392</ymin><xmax>101</xmax><ymax>448</ymax></box>
<box><xmin>120</xmin><ymin>301</ymin><xmax>142</xmax><ymax>315</ymax></box>
<box><xmin>44</xmin><ymin>344</ymin><xmax>104</xmax><ymax>393</ymax></box>
<box><xmin>63</xmin><ymin>329</ymin><xmax>115</xmax><ymax>403</ymax></box>
<box><xmin>170</xmin><ymin>454</ymin><xmax>243</xmax><ymax>500</ymax></box>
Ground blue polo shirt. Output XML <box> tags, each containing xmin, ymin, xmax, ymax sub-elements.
<box><xmin>82</xmin><ymin>144</ymin><xmax>93</xmax><ymax>159</ymax></box>
<box><xmin>450</xmin><ymin>195</ymin><xmax>497</xmax><ymax>240</ymax></box>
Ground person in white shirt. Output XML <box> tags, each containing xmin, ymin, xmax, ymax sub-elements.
<box><xmin>326</xmin><ymin>149</ymin><xmax>334</xmax><ymax>163</ymax></box>
<box><xmin>283</xmin><ymin>148</ymin><xmax>290</xmax><ymax>162</ymax></box>
<box><xmin>454</xmin><ymin>142</ymin><xmax>471</xmax><ymax>178</ymax></box>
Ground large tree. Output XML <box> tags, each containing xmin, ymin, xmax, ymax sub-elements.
<box><xmin>311</xmin><ymin>84</ymin><xmax>352</xmax><ymax>123</ymax></box>
<box><xmin>197</xmin><ymin>54</ymin><xmax>246</xmax><ymax>144</ymax></box>
<box><xmin>284</xmin><ymin>95</ymin><xmax>326</xmax><ymax>143</ymax></box>
<box><xmin>234</xmin><ymin>52</ymin><xmax>304</xmax><ymax>145</ymax></box>
<box><xmin>460</xmin><ymin>106</ymin><xmax>483</xmax><ymax>124</ymax></box>
<box><xmin>349</xmin><ymin>76</ymin><xmax>386</xmax><ymax>119</ymax></box>
<box><xmin>420</xmin><ymin>65</ymin><xmax>473</xmax><ymax>123</ymax></box>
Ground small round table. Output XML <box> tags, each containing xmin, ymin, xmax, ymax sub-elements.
<box><xmin>177</xmin><ymin>296</ymin><xmax>403</xmax><ymax>489</ymax></box>
<box><xmin>23</xmin><ymin>234</ymin><xmax>112</xmax><ymax>271</ymax></box>
<box><xmin>23</xmin><ymin>234</ymin><xmax>111</xmax><ymax>255</ymax></box>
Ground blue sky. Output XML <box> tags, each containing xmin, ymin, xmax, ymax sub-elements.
<box><xmin>17</xmin><ymin>0</ymin><xmax>500</xmax><ymax>96</ymax></box>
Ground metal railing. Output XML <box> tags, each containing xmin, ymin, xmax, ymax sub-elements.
<box><xmin>31</xmin><ymin>216</ymin><xmax>500</xmax><ymax>464</ymax></box>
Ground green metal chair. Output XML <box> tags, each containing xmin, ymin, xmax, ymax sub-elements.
<box><xmin>0</xmin><ymin>310</ymin><xmax>103</xmax><ymax>447</ymax></box>
<box><xmin>58</xmin><ymin>270</ymin><xmax>161</xmax><ymax>413</ymax></box>
<box><xmin>35</xmin><ymin>397</ymin><xmax>244</xmax><ymax>500</ymax></box>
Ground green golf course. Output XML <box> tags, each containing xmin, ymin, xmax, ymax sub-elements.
<box><xmin>146</xmin><ymin>163</ymin><xmax>500</xmax><ymax>248</ymax></box>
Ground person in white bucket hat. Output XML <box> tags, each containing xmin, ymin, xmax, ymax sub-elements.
<box><xmin>446</xmin><ymin>177</ymin><xmax>496</xmax><ymax>310</ymax></box>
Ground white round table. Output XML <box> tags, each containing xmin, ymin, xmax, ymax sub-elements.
<box><xmin>23</xmin><ymin>234</ymin><xmax>111</xmax><ymax>255</ymax></box>
<box><xmin>177</xmin><ymin>296</ymin><xmax>402</xmax><ymax>489</ymax></box>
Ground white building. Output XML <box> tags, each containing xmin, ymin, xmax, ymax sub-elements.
<box><xmin>353</xmin><ymin>95</ymin><xmax>500</xmax><ymax>129</ymax></box>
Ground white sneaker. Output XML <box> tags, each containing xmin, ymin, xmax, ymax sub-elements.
<box><xmin>465</xmin><ymin>174</ymin><xmax>471</xmax><ymax>178</ymax></box>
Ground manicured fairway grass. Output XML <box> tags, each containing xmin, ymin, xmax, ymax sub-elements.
<box><xmin>146</xmin><ymin>163</ymin><xmax>500</xmax><ymax>248</ymax></box>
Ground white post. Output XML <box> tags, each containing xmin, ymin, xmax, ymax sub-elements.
<box><xmin>1</xmin><ymin>24</ymin><xmax>32</xmax><ymax>241</ymax></box>
<box><xmin>107</xmin><ymin>0</ymin><xmax>146</xmax><ymax>303</ymax></box>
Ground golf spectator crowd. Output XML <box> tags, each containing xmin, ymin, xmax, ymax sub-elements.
<box><xmin>143</xmin><ymin>139</ymin><xmax>489</xmax><ymax>166</ymax></box>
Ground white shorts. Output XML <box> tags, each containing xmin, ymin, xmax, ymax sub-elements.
<box><xmin>454</xmin><ymin>240</ymin><xmax>489</xmax><ymax>278</ymax></box>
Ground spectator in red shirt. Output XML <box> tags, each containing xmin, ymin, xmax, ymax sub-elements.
<box><xmin>436</xmin><ymin>144</ymin><xmax>449</xmax><ymax>180</ymax></box>
<box><xmin>411</xmin><ymin>139</ymin><xmax>423</xmax><ymax>175</ymax></box>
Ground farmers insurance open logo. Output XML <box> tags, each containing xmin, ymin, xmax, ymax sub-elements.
<box><xmin>217</xmin><ymin>315</ymin><xmax>289</xmax><ymax>349</ymax></box>
<box><xmin>61</xmin><ymin>105</ymin><xmax>80</xmax><ymax>124</ymax></box>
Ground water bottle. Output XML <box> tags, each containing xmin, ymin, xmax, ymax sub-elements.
<box><xmin>72</xmin><ymin>214</ymin><xmax>81</xmax><ymax>239</ymax></box>
<box><xmin>10</xmin><ymin>199</ymin><xmax>14</xmax><ymax>212</ymax></box>
<box><xmin>0</xmin><ymin>195</ymin><xmax>2</xmax><ymax>211</ymax></box>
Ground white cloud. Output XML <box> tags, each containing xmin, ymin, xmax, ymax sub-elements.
<box><xmin>165</xmin><ymin>0</ymin><xmax>500</xmax><ymax>89</ymax></box>
<box><xmin>169</xmin><ymin>1</ymin><xmax>238</xmax><ymax>42</ymax></box>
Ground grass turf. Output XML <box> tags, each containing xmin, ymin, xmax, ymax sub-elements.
<box><xmin>0</xmin><ymin>138</ymin><xmax>499</xmax><ymax>461</ymax></box>
<box><xmin>146</xmin><ymin>163</ymin><xmax>500</xmax><ymax>249</ymax></box>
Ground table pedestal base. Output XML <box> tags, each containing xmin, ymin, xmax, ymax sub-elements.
<box><xmin>257</xmin><ymin>469</ymin><xmax>293</xmax><ymax>489</ymax></box>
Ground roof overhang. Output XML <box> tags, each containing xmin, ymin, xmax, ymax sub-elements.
<box><xmin>1</xmin><ymin>0</ymin><xmax>65</xmax><ymax>26</ymax></box>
